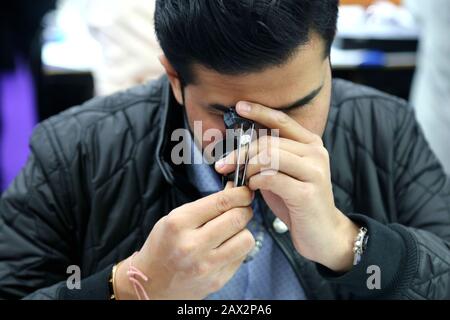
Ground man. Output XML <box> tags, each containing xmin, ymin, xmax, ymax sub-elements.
<box><xmin>1</xmin><ymin>0</ymin><xmax>449</xmax><ymax>300</ymax></box>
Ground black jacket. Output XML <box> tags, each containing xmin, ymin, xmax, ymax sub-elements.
<box><xmin>1</xmin><ymin>77</ymin><xmax>449</xmax><ymax>300</ymax></box>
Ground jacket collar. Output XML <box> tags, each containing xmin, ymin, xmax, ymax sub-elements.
<box><xmin>155</xmin><ymin>76</ymin><xmax>201</xmax><ymax>200</ymax></box>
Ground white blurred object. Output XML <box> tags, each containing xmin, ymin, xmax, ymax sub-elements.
<box><xmin>337</xmin><ymin>2</ymin><xmax>419</xmax><ymax>40</ymax></box>
<box><xmin>85</xmin><ymin>0</ymin><xmax>164</xmax><ymax>95</ymax></box>
<box><xmin>42</xmin><ymin>0</ymin><xmax>164</xmax><ymax>95</ymax></box>
<box><xmin>366</xmin><ymin>1</ymin><xmax>416</xmax><ymax>30</ymax></box>
<box><xmin>41</xmin><ymin>0</ymin><xmax>102</xmax><ymax>72</ymax></box>
<box><xmin>404</xmin><ymin>0</ymin><xmax>450</xmax><ymax>174</ymax></box>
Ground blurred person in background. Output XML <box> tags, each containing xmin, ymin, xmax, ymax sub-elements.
<box><xmin>404</xmin><ymin>0</ymin><xmax>450</xmax><ymax>175</ymax></box>
<box><xmin>85</xmin><ymin>0</ymin><xmax>164</xmax><ymax>95</ymax></box>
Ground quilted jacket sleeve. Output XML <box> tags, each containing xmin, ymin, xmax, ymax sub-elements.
<box><xmin>0</xmin><ymin>120</ymin><xmax>111</xmax><ymax>299</ymax></box>
<box><xmin>318</xmin><ymin>107</ymin><xmax>450</xmax><ymax>299</ymax></box>
<box><xmin>390</xmin><ymin>108</ymin><xmax>450</xmax><ymax>299</ymax></box>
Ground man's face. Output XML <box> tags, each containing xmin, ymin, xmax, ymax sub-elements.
<box><xmin>173</xmin><ymin>34</ymin><xmax>332</xmax><ymax>151</ymax></box>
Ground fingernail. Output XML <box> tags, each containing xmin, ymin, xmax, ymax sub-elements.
<box><xmin>215</xmin><ymin>158</ymin><xmax>225</xmax><ymax>170</ymax></box>
<box><xmin>237</xmin><ymin>102</ymin><xmax>252</xmax><ymax>114</ymax></box>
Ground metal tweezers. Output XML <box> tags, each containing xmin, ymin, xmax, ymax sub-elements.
<box><xmin>223</xmin><ymin>108</ymin><xmax>255</xmax><ymax>187</ymax></box>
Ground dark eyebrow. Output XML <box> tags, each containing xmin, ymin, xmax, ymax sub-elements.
<box><xmin>208</xmin><ymin>84</ymin><xmax>324</xmax><ymax>113</ymax></box>
<box><xmin>276</xmin><ymin>84</ymin><xmax>324</xmax><ymax>111</ymax></box>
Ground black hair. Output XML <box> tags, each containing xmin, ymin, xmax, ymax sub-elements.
<box><xmin>155</xmin><ymin>0</ymin><xmax>338</xmax><ymax>84</ymax></box>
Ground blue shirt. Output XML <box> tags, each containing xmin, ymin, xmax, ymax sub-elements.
<box><xmin>186</xmin><ymin>135</ymin><xmax>307</xmax><ymax>300</ymax></box>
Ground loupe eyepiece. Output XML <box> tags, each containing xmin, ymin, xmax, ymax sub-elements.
<box><xmin>224</xmin><ymin>107</ymin><xmax>252</xmax><ymax>130</ymax></box>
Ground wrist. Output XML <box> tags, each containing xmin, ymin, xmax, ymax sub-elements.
<box><xmin>323</xmin><ymin>212</ymin><xmax>360</xmax><ymax>273</ymax></box>
<box><xmin>114</xmin><ymin>257</ymin><xmax>136</xmax><ymax>300</ymax></box>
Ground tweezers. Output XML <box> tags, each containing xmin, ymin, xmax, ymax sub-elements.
<box><xmin>223</xmin><ymin>108</ymin><xmax>255</xmax><ymax>187</ymax></box>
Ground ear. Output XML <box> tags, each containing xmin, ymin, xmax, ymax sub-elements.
<box><xmin>159</xmin><ymin>55</ymin><xmax>184</xmax><ymax>105</ymax></box>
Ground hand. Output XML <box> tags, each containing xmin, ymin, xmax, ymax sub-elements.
<box><xmin>115</xmin><ymin>183</ymin><xmax>255</xmax><ymax>300</ymax></box>
<box><xmin>215</xmin><ymin>102</ymin><xmax>359</xmax><ymax>272</ymax></box>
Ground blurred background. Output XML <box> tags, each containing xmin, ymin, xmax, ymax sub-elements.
<box><xmin>1</xmin><ymin>0</ymin><xmax>449</xmax><ymax>191</ymax></box>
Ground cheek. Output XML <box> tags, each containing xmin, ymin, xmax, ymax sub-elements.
<box><xmin>184</xmin><ymin>104</ymin><xmax>226</xmax><ymax>149</ymax></box>
<box><xmin>290</xmin><ymin>98</ymin><xmax>330</xmax><ymax>136</ymax></box>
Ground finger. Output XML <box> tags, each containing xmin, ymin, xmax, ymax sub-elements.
<box><xmin>198</xmin><ymin>206</ymin><xmax>253</xmax><ymax>249</ymax></box>
<box><xmin>176</xmin><ymin>187</ymin><xmax>253</xmax><ymax>228</ymax></box>
<box><xmin>224</xmin><ymin>181</ymin><xmax>234</xmax><ymax>190</ymax></box>
<box><xmin>236</xmin><ymin>101</ymin><xmax>320</xmax><ymax>144</ymax></box>
<box><xmin>215</xmin><ymin>252</ymin><xmax>247</xmax><ymax>287</ymax></box>
<box><xmin>215</xmin><ymin>141</ymin><xmax>254</xmax><ymax>175</ymax></box>
<box><xmin>248</xmin><ymin>170</ymin><xmax>307</xmax><ymax>202</ymax></box>
<box><xmin>208</xmin><ymin>253</ymin><xmax>247</xmax><ymax>294</ymax></box>
<box><xmin>212</xmin><ymin>229</ymin><xmax>255</xmax><ymax>265</ymax></box>
<box><xmin>215</xmin><ymin>136</ymin><xmax>310</xmax><ymax>175</ymax></box>
<box><xmin>244</xmin><ymin>149</ymin><xmax>317</xmax><ymax>182</ymax></box>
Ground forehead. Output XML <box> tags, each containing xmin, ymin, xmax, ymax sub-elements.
<box><xmin>187</xmin><ymin>34</ymin><xmax>328</xmax><ymax>107</ymax></box>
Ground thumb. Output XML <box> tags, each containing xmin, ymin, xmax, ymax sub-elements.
<box><xmin>224</xmin><ymin>181</ymin><xmax>234</xmax><ymax>190</ymax></box>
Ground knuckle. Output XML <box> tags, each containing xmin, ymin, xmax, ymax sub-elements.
<box><xmin>268</xmin><ymin>148</ymin><xmax>280</xmax><ymax>163</ymax></box>
<box><xmin>320</xmin><ymin>149</ymin><xmax>330</xmax><ymax>162</ymax></box>
<box><xmin>164</xmin><ymin>214</ymin><xmax>182</xmax><ymax>233</ymax></box>
<box><xmin>315</xmin><ymin>145</ymin><xmax>329</xmax><ymax>160</ymax></box>
<box><xmin>190</xmin><ymin>261</ymin><xmax>210</xmax><ymax>278</ymax></box>
<box><xmin>215</xmin><ymin>194</ymin><xmax>231</xmax><ymax>212</ymax></box>
<box><xmin>171</xmin><ymin>203</ymin><xmax>188</xmax><ymax>215</ymax></box>
<box><xmin>244</xmin><ymin>207</ymin><xmax>254</xmax><ymax>222</ymax></box>
<box><xmin>312</xmin><ymin>134</ymin><xmax>324</xmax><ymax>146</ymax></box>
<box><xmin>231</xmin><ymin>211</ymin><xmax>245</xmax><ymax>230</ymax></box>
<box><xmin>174</xmin><ymin>241</ymin><xmax>195</xmax><ymax>259</ymax></box>
<box><xmin>312</xmin><ymin>162</ymin><xmax>328</xmax><ymax>181</ymax></box>
<box><xmin>231</xmin><ymin>188</ymin><xmax>252</xmax><ymax>207</ymax></box>
<box><xmin>153</xmin><ymin>216</ymin><xmax>167</xmax><ymax>230</ymax></box>
<box><xmin>265</xmin><ymin>144</ymin><xmax>274</xmax><ymax>158</ymax></box>
<box><xmin>311</xmin><ymin>165</ymin><xmax>324</xmax><ymax>179</ymax></box>
<box><xmin>241</xmin><ymin>188</ymin><xmax>253</xmax><ymax>205</ymax></box>
<box><xmin>259</xmin><ymin>135</ymin><xmax>272</xmax><ymax>150</ymax></box>
<box><xmin>253</xmin><ymin>175</ymin><xmax>267</xmax><ymax>189</ymax></box>
<box><xmin>242</xmin><ymin>229</ymin><xmax>256</xmax><ymax>251</ymax></box>
<box><xmin>276</xmin><ymin>111</ymin><xmax>290</xmax><ymax>125</ymax></box>
<box><xmin>263</xmin><ymin>172</ymin><xmax>276</xmax><ymax>185</ymax></box>
<box><xmin>204</xmin><ymin>252</ymin><xmax>219</xmax><ymax>269</ymax></box>
<box><xmin>257</xmin><ymin>149</ymin><xmax>270</xmax><ymax>167</ymax></box>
